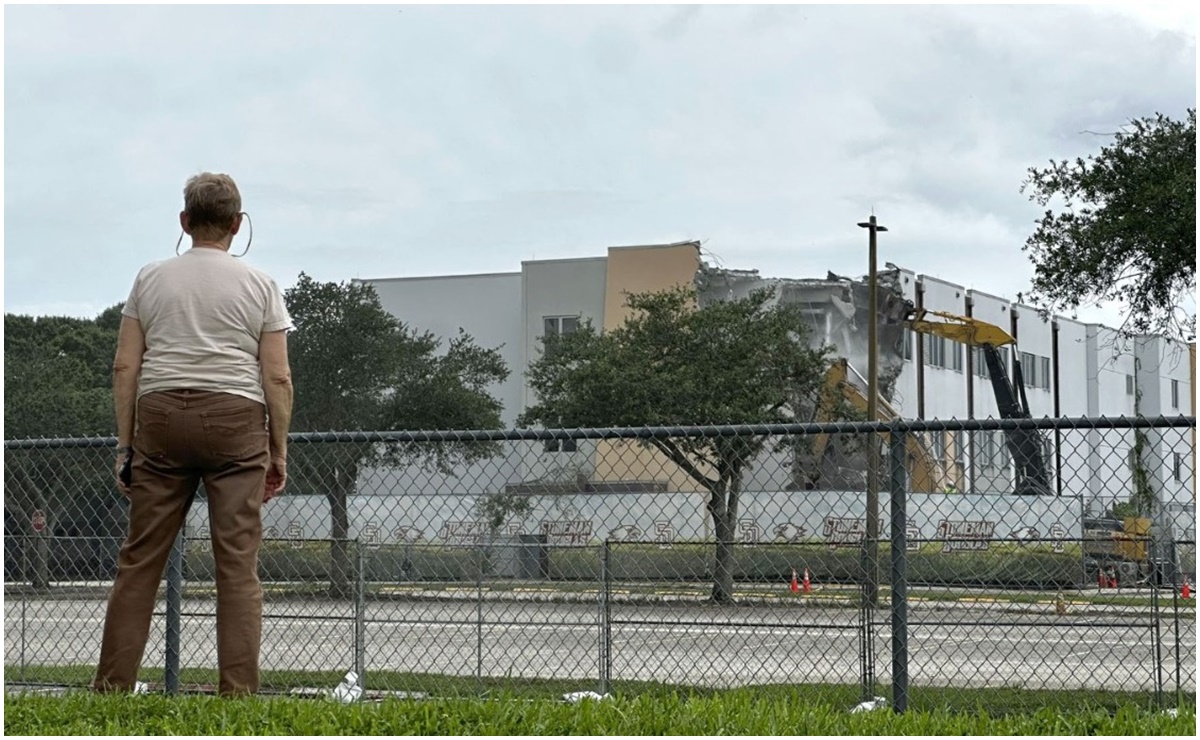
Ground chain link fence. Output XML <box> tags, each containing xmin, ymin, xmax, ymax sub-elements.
<box><xmin>4</xmin><ymin>416</ymin><xmax>1195</xmax><ymax>710</ymax></box>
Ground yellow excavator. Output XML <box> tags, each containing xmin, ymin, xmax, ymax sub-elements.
<box><xmin>800</xmin><ymin>357</ymin><xmax>949</xmax><ymax>492</ymax></box>
<box><xmin>801</xmin><ymin>305</ymin><xmax>1053</xmax><ymax>496</ymax></box>
<box><xmin>904</xmin><ymin>307</ymin><xmax>1053</xmax><ymax>496</ymax></box>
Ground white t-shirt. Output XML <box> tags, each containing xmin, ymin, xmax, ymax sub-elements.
<box><xmin>123</xmin><ymin>247</ymin><xmax>294</xmax><ymax>405</ymax></box>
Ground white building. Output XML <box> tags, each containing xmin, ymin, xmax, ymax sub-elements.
<box><xmin>351</xmin><ymin>244</ymin><xmax>1193</xmax><ymax>525</ymax></box>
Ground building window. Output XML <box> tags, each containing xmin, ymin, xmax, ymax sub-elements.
<box><xmin>925</xmin><ymin>337</ymin><xmax>964</xmax><ymax>371</ymax></box>
<box><xmin>931</xmin><ymin>432</ymin><xmax>946</xmax><ymax>461</ymax></box>
<box><xmin>924</xmin><ymin>335</ymin><xmax>950</xmax><ymax>369</ymax></box>
<box><xmin>1126</xmin><ymin>374</ymin><xmax>1135</xmax><ymax>395</ymax></box>
<box><xmin>1020</xmin><ymin>352</ymin><xmax>1035</xmax><ymax>388</ymax></box>
<box><xmin>544</xmin><ymin>316</ymin><xmax>579</xmax><ymax>337</ymax></box>
<box><xmin>954</xmin><ymin>430</ymin><xmax>967</xmax><ymax>467</ymax></box>
<box><xmin>1018</xmin><ymin>352</ymin><xmax>1051</xmax><ymax>391</ymax></box>
<box><xmin>973</xmin><ymin>347</ymin><xmax>988</xmax><ymax>378</ymax></box>
<box><xmin>979</xmin><ymin>431</ymin><xmax>1008</xmax><ymax>470</ymax></box>
<box><xmin>974</xmin><ymin>347</ymin><xmax>1012</xmax><ymax>380</ymax></box>
<box><xmin>978</xmin><ymin>432</ymin><xmax>994</xmax><ymax>469</ymax></box>
<box><xmin>1174</xmin><ymin>452</ymin><xmax>1186</xmax><ymax>482</ymax></box>
<box><xmin>544</xmin><ymin>438</ymin><xmax>578</xmax><ymax>453</ymax></box>
<box><xmin>1171</xmin><ymin>380</ymin><xmax>1180</xmax><ymax>410</ymax></box>
<box><xmin>799</xmin><ymin>309</ymin><xmax>827</xmax><ymax>341</ymax></box>
<box><xmin>903</xmin><ymin>330</ymin><xmax>914</xmax><ymax>362</ymax></box>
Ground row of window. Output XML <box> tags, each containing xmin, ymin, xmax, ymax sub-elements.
<box><xmin>1125</xmin><ymin>374</ymin><xmax>1184</xmax><ymax>410</ymax></box>
<box><xmin>548</xmin><ymin>316</ymin><xmax>1186</xmax><ymax>408</ymax></box>
<box><xmin>902</xmin><ymin>331</ymin><xmax>1051</xmax><ymax>391</ymax></box>
<box><xmin>926</xmin><ymin>433</ymin><xmax>1191</xmax><ymax>486</ymax></box>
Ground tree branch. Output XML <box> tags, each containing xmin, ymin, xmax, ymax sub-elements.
<box><xmin>648</xmin><ymin>437</ymin><xmax>721</xmax><ymax>492</ymax></box>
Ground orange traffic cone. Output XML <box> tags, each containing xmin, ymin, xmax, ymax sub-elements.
<box><xmin>1098</xmin><ymin>570</ymin><xmax>1108</xmax><ymax>589</ymax></box>
<box><xmin>1109</xmin><ymin>570</ymin><xmax>1118</xmax><ymax>589</ymax></box>
<box><xmin>790</xmin><ymin>569</ymin><xmax>799</xmax><ymax>593</ymax></box>
<box><xmin>1182</xmin><ymin>577</ymin><xmax>1191</xmax><ymax>600</ymax></box>
<box><xmin>802</xmin><ymin>567</ymin><xmax>812</xmax><ymax>594</ymax></box>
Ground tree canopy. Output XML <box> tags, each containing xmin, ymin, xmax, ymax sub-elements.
<box><xmin>520</xmin><ymin>286</ymin><xmax>834</xmax><ymax>603</ymax></box>
<box><xmin>284</xmin><ymin>273</ymin><xmax>510</xmax><ymax>596</ymax></box>
<box><xmin>4</xmin><ymin>309</ymin><xmax>123</xmax><ymax>584</ymax></box>
<box><xmin>1020</xmin><ymin>109</ymin><xmax>1196</xmax><ymax>339</ymax></box>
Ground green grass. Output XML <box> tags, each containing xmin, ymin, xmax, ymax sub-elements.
<box><xmin>4</xmin><ymin>689</ymin><xmax>1194</xmax><ymax>736</ymax></box>
<box><xmin>8</xmin><ymin>664</ymin><xmax>1194</xmax><ymax>717</ymax></box>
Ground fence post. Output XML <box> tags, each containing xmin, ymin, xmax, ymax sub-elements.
<box><xmin>599</xmin><ymin>540</ymin><xmax>610</xmax><ymax>696</ymax></box>
<box><xmin>165</xmin><ymin>528</ymin><xmax>184</xmax><ymax>695</ymax></box>
<box><xmin>20</xmin><ymin>595</ymin><xmax>27</xmax><ymax>683</ymax></box>
<box><xmin>888</xmin><ymin>426</ymin><xmax>909</xmax><ymax>714</ymax></box>
<box><xmin>354</xmin><ymin>541</ymin><xmax>366</xmax><ymax>693</ymax></box>
<box><xmin>476</xmin><ymin>542</ymin><xmax>484</xmax><ymax>697</ymax></box>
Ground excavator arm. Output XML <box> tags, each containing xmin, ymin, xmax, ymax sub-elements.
<box><xmin>904</xmin><ymin>307</ymin><xmax>1052</xmax><ymax>496</ymax></box>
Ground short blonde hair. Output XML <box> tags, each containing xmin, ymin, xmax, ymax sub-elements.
<box><xmin>183</xmin><ymin>172</ymin><xmax>242</xmax><ymax>239</ymax></box>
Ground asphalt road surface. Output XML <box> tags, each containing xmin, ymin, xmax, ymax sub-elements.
<box><xmin>5</xmin><ymin>597</ymin><xmax>1195</xmax><ymax>692</ymax></box>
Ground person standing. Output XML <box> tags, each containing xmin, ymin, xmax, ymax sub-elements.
<box><xmin>94</xmin><ymin>172</ymin><xmax>294</xmax><ymax>697</ymax></box>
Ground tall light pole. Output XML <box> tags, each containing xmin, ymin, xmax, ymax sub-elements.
<box><xmin>858</xmin><ymin>214</ymin><xmax>887</xmax><ymax>607</ymax></box>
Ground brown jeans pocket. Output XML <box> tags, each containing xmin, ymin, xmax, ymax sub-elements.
<box><xmin>201</xmin><ymin>405</ymin><xmax>267</xmax><ymax>460</ymax></box>
<box><xmin>135</xmin><ymin>400</ymin><xmax>171</xmax><ymax>459</ymax></box>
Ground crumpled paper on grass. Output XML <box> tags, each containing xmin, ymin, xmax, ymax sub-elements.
<box><xmin>562</xmin><ymin>690</ymin><xmax>611</xmax><ymax>703</ymax></box>
<box><xmin>850</xmin><ymin>696</ymin><xmax>887</xmax><ymax>713</ymax></box>
<box><xmin>330</xmin><ymin>671</ymin><xmax>363</xmax><ymax>704</ymax></box>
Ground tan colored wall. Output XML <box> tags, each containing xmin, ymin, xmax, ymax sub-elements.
<box><xmin>602</xmin><ymin>243</ymin><xmax>701</xmax><ymax>330</ymax></box>
<box><xmin>592</xmin><ymin>243</ymin><xmax>707</xmax><ymax>493</ymax></box>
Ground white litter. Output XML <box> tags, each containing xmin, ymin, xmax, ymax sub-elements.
<box><xmin>850</xmin><ymin>696</ymin><xmax>887</xmax><ymax>713</ymax></box>
<box><xmin>330</xmin><ymin>671</ymin><xmax>363</xmax><ymax>704</ymax></box>
<box><xmin>1164</xmin><ymin>708</ymin><xmax>1179</xmax><ymax>718</ymax></box>
<box><xmin>562</xmin><ymin>691</ymin><xmax>611</xmax><ymax>703</ymax></box>
<box><xmin>133</xmin><ymin>681</ymin><xmax>150</xmax><ymax>695</ymax></box>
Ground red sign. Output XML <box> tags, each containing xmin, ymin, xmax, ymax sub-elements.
<box><xmin>32</xmin><ymin>510</ymin><xmax>46</xmax><ymax>534</ymax></box>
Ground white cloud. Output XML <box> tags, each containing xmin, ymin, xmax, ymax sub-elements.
<box><xmin>3</xmin><ymin>4</ymin><xmax>1194</xmax><ymax>328</ymax></box>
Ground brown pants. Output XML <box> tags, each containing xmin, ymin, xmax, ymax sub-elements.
<box><xmin>94</xmin><ymin>390</ymin><xmax>269</xmax><ymax>696</ymax></box>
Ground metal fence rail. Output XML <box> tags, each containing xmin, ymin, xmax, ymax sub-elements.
<box><xmin>4</xmin><ymin>415</ymin><xmax>1195</xmax><ymax>711</ymax></box>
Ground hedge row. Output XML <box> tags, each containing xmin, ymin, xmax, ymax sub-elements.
<box><xmin>183</xmin><ymin>541</ymin><xmax>1089</xmax><ymax>589</ymax></box>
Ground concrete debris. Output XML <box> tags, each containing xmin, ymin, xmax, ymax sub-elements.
<box><xmin>695</xmin><ymin>263</ymin><xmax>909</xmax><ymax>403</ymax></box>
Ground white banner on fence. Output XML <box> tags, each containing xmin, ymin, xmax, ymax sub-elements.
<box><xmin>187</xmin><ymin>490</ymin><xmax>1084</xmax><ymax>551</ymax></box>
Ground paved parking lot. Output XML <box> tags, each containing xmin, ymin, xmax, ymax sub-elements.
<box><xmin>5</xmin><ymin>596</ymin><xmax>1194</xmax><ymax>692</ymax></box>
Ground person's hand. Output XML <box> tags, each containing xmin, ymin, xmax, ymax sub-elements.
<box><xmin>264</xmin><ymin>456</ymin><xmax>287</xmax><ymax>503</ymax></box>
<box><xmin>114</xmin><ymin>450</ymin><xmax>131</xmax><ymax>497</ymax></box>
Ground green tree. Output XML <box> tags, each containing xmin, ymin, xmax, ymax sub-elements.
<box><xmin>520</xmin><ymin>286</ymin><xmax>833</xmax><ymax>604</ymax></box>
<box><xmin>4</xmin><ymin>309</ymin><xmax>122</xmax><ymax>585</ymax></box>
<box><xmin>284</xmin><ymin>274</ymin><xmax>509</xmax><ymax>597</ymax></box>
<box><xmin>1020</xmin><ymin>109</ymin><xmax>1196</xmax><ymax>339</ymax></box>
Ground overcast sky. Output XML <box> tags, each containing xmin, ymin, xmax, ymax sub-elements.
<box><xmin>3</xmin><ymin>4</ymin><xmax>1196</xmax><ymax>330</ymax></box>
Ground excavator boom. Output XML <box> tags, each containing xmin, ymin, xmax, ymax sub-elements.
<box><xmin>906</xmin><ymin>308</ymin><xmax>1017</xmax><ymax>348</ymax></box>
<box><xmin>904</xmin><ymin>305</ymin><xmax>1052</xmax><ymax>496</ymax></box>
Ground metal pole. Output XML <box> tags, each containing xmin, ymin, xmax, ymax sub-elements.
<box><xmin>858</xmin><ymin>214</ymin><xmax>888</xmax><ymax>608</ymax></box>
<box><xmin>21</xmin><ymin>594</ymin><xmax>27</xmax><ymax>683</ymax></box>
<box><xmin>165</xmin><ymin>528</ymin><xmax>184</xmax><ymax>695</ymax></box>
<box><xmin>355</xmin><ymin>542</ymin><xmax>366</xmax><ymax>692</ymax></box>
<box><xmin>1172</xmin><ymin>576</ymin><xmax>1182</xmax><ymax>705</ymax></box>
<box><xmin>476</xmin><ymin>544</ymin><xmax>484</xmax><ymax>697</ymax></box>
<box><xmin>888</xmin><ymin>427</ymin><xmax>909</xmax><ymax>714</ymax></box>
<box><xmin>1151</xmin><ymin>564</ymin><xmax>1163</xmax><ymax>710</ymax></box>
<box><xmin>599</xmin><ymin>541</ymin><xmax>608</xmax><ymax>696</ymax></box>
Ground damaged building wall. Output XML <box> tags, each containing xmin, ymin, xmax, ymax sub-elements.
<box><xmin>695</xmin><ymin>263</ymin><xmax>910</xmax><ymax>402</ymax></box>
<box><xmin>695</xmin><ymin>263</ymin><xmax>917</xmax><ymax>491</ymax></box>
